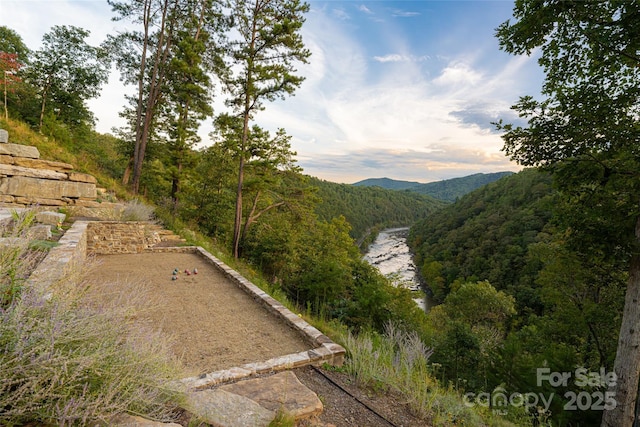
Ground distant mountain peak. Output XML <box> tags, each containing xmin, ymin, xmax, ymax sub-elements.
<box><xmin>352</xmin><ymin>172</ymin><xmax>514</xmax><ymax>202</ymax></box>
<box><xmin>352</xmin><ymin>177</ymin><xmax>423</xmax><ymax>191</ymax></box>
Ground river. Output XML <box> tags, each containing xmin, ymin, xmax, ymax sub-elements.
<box><xmin>363</xmin><ymin>227</ymin><xmax>430</xmax><ymax>311</ymax></box>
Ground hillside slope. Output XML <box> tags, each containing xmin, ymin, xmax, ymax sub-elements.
<box><xmin>354</xmin><ymin>171</ymin><xmax>514</xmax><ymax>202</ymax></box>
<box><xmin>311</xmin><ymin>176</ymin><xmax>446</xmax><ymax>243</ymax></box>
<box><xmin>408</xmin><ymin>168</ymin><xmax>554</xmax><ymax>303</ymax></box>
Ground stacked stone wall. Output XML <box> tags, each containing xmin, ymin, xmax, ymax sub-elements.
<box><xmin>27</xmin><ymin>221</ymin><xmax>88</xmax><ymax>291</ymax></box>
<box><xmin>0</xmin><ymin>129</ymin><xmax>98</xmax><ymax>208</ymax></box>
<box><xmin>86</xmin><ymin>221</ymin><xmax>163</xmax><ymax>254</ymax></box>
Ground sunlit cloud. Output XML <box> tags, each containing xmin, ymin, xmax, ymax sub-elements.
<box><xmin>332</xmin><ymin>8</ymin><xmax>350</xmax><ymax>20</ymax></box>
<box><xmin>358</xmin><ymin>4</ymin><xmax>373</xmax><ymax>14</ymax></box>
<box><xmin>433</xmin><ymin>62</ymin><xmax>483</xmax><ymax>87</ymax></box>
<box><xmin>300</xmin><ymin>147</ymin><xmax>517</xmax><ymax>184</ymax></box>
<box><xmin>2</xmin><ymin>0</ymin><xmax>543</xmax><ymax>184</ymax></box>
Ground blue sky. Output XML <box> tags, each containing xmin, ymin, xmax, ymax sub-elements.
<box><xmin>0</xmin><ymin>0</ymin><xmax>543</xmax><ymax>183</ymax></box>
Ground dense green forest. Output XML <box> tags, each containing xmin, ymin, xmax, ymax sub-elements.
<box><xmin>410</xmin><ymin>168</ymin><xmax>554</xmax><ymax>303</ymax></box>
<box><xmin>409</xmin><ymin>169</ymin><xmax>625</xmax><ymax>426</ymax></box>
<box><xmin>311</xmin><ymin>177</ymin><xmax>445</xmax><ymax>244</ymax></box>
<box><xmin>354</xmin><ymin>171</ymin><xmax>514</xmax><ymax>202</ymax></box>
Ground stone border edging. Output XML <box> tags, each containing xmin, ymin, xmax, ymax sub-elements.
<box><xmin>174</xmin><ymin>246</ymin><xmax>346</xmax><ymax>390</ymax></box>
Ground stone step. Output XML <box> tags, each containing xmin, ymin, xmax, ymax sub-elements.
<box><xmin>184</xmin><ymin>371</ymin><xmax>323</xmax><ymax>427</ymax></box>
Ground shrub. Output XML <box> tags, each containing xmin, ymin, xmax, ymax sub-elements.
<box><xmin>0</xmin><ymin>213</ymin><xmax>184</xmax><ymax>426</ymax></box>
<box><xmin>120</xmin><ymin>198</ymin><xmax>155</xmax><ymax>222</ymax></box>
<box><xmin>341</xmin><ymin>323</ymin><xmax>523</xmax><ymax>426</ymax></box>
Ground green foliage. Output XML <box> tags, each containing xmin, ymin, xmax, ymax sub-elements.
<box><xmin>410</xmin><ymin>172</ymin><xmax>515</xmax><ymax>202</ymax></box>
<box><xmin>220</xmin><ymin>0</ymin><xmax>311</xmax><ymax>257</ymax></box>
<box><xmin>26</xmin><ymin>25</ymin><xmax>109</xmax><ymax>130</ymax></box>
<box><xmin>352</xmin><ymin>177</ymin><xmax>423</xmax><ymax>190</ymax></box>
<box><xmin>311</xmin><ymin>176</ymin><xmax>446</xmax><ymax>243</ymax></box>
<box><xmin>410</xmin><ymin>168</ymin><xmax>554</xmax><ymax>305</ymax></box>
<box><xmin>341</xmin><ymin>324</ymin><xmax>522</xmax><ymax>426</ymax></box>
<box><xmin>496</xmin><ymin>2</ymin><xmax>640</xmax><ymax>424</ymax></box>
<box><xmin>408</xmin><ymin>165</ymin><xmax>627</xmax><ymax>425</ymax></box>
<box><xmin>354</xmin><ymin>172</ymin><xmax>515</xmax><ymax>202</ymax></box>
<box><xmin>443</xmin><ymin>281</ymin><xmax>516</xmax><ymax>328</ymax></box>
<box><xmin>0</xmin><ymin>211</ymin><xmax>38</xmax><ymax>308</ymax></box>
<box><xmin>0</xmin><ymin>26</ymin><xmax>30</xmax><ymax>61</ymax></box>
<box><xmin>425</xmin><ymin>281</ymin><xmax>516</xmax><ymax>392</ymax></box>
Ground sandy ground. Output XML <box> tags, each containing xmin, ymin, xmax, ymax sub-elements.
<box><xmin>87</xmin><ymin>252</ymin><xmax>310</xmax><ymax>377</ymax></box>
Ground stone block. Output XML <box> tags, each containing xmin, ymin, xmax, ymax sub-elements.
<box><xmin>184</xmin><ymin>388</ymin><xmax>274</xmax><ymax>427</ymax></box>
<box><xmin>109</xmin><ymin>414</ymin><xmax>182</xmax><ymax>427</ymax></box>
<box><xmin>68</xmin><ymin>172</ymin><xmax>96</xmax><ymax>183</ymax></box>
<box><xmin>219</xmin><ymin>371</ymin><xmax>323</xmax><ymax>420</ymax></box>
<box><xmin>35</xmin><ymin>211</ymin><xmax>66</xmax><ymax>225</ymax></box>
<box><xmin>13</xmin><ymin>157</ymin><xmax>73</xmax><ymax>171</ymax></box>
<box><xmin>0</xmin><ymin>143</ymin><xmax>39</xmax><ymax>159</ymax></box>
<box><xmin>0</xmin><ymin>176</ymin><xmax>96</xmax><ymax>199</ymax></box>
<box><xmin>0</xmin><ymin>155</ymin><xmax>14</xmax><ymax>165</ymax></box>
<box><xmin>0</xmin><ymin>129</ymin><xmax>7</xmax><ymax>143</ymax></box>
<box><xmin>0</xmin><ymin>237</ymin><xmax>26</xmax><ymax>249</ymax></box>
<box><xmin>73</xmin><ymin>198</ymin><xmax>101</xmax><ymax>208</ymax></box>
<box><xmin>14</xmin><ymin>196</ymin><xmax>66</xmax><ymax>206</ymax></box>
<box><xmin>0</xmin><ymin>163</ymin><xmax>68</xmax><ymax>180</ymax></box>
<box><xmin>27</xmin><ymin>224</ymin><xmax>52</xmax><ymax>240</ymax></box>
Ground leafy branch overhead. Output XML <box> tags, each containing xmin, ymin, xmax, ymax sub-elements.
<box><xmin>496</xmin><ymin>2</ymin><xmax>640</xmax><ymax>426</ymax></box>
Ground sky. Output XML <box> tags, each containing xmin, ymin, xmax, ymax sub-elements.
<box><xmin>0</xmin><ymin>0</ymin><xmax>544</xmax><ymax>184</ymax></box>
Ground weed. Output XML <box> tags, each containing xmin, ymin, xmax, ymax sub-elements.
<box><xmin>268</xmin><ymin>408</ymin><xmax>296</xmax><ymax>427</ymax></box>
<box><xmin>340</xmin><ymin>323</ymin><xmax>523</xmax><ymax>426</ymax></box>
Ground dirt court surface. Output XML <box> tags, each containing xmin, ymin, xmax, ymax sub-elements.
<box><xmin>90</xmin><ymin>252</ymin><xmax>310</xmax><ymax>377</ymax></box>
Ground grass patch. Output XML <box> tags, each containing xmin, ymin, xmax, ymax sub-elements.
<box><xmin>339</xmin><ymin>324</ymin><xmax>528</xmax><ymax>427</ymax></box>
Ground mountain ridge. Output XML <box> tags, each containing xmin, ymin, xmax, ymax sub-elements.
<box><xmin>353</xmin><ymin>171</ymin><xmax>514</xmax><ymax>202</ymax></box>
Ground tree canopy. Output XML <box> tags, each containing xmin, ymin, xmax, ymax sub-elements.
<box><xmin>496</xmin><ymin>2</ymin><xmax>640</xmax><ymax>425</ymax></box>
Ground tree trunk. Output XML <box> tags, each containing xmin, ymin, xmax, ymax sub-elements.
<box><xmin>132</xmin><ymin>0</ymin><xmax>172</xmax><ymax>194</ymax></box>
<box><xmin>232</xmin><ymin>153</ymin><xmax>245</xmax><ymax>258</ymax></box>
<box><xmin>122</xmin><ymin>156</ymin><xmax>133</xmax><ymax>185</ymax></box>
<box><xmin>601</xmin><ymin>216</ymin><xmax>640</xmax><ymax>427</ymax></box>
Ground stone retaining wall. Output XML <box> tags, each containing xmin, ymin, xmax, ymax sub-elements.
<box><xmin>86</xmin><ymin>221</ymin><xmax>161</xmax><ymax>254</ymax></box>
<box><xmin>0</xmin><ymin>130</ymin><xmax>98</xmax><ymax>208</ymax></box>
<box><xmin>27</xmin><ymin>221</ymin><xmax>88</xmax><ymax>291</ymax></box>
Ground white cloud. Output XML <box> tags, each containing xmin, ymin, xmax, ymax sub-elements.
<box><xmin>358</xmin><ymin>4</ymin><xmax>373</xmax><ymax>14</ymax></box>
<box><xmin>331</xmin><ymin>8</ymin><xmax>350</xmax><ymax>20</ymax></box>
<box><xmin>391</xmin><ymin>9</ymin><xmax>420</xmax><ymax>18</ymax></box>
<box><xmin>250</xmin><ymin>4</ymin><xmax>533</xmax><ymax>182</ymax></box>
<box><xmin>372</xmin><ymin>54</ymin><xmax>430</xmax><ymax>63</ymax></box>
<box><xmin>433</xmin><ymin>62</ymin><xmax>483</xmax><ymax>87</ymax></box>
<box><xmin>2</xmin><ymin>0</ymin><xmax>541</xmax><ymax>184</ymax></box>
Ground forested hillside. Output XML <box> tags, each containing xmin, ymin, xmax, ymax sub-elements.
<box><xmin>353</xmin><ymin>172</ymin><xmax>513</xmax><ymax>202</ymax></box>
<box><xmin>352</xmin><ymin>177</ymin><xmax>423</xmax><ymax>190</ymax></box>
<box><xmin>311</xmin><ymin>177</ymin><xmax>446</xmax><ymax>243</ymax></box>
<box><xmin>409</xmin><ymin>171</ymin><xmax>514</xmax><ymax>201</ymax></box>
<box><xmin>409</xmin><ymin>168</ymin><xmax>553</xmax><ymax>303</ymax></box>
<box><xmin>410</xmin><ymin>168</ymin><xmax>625</xmax><ymax>426</ymax></box>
